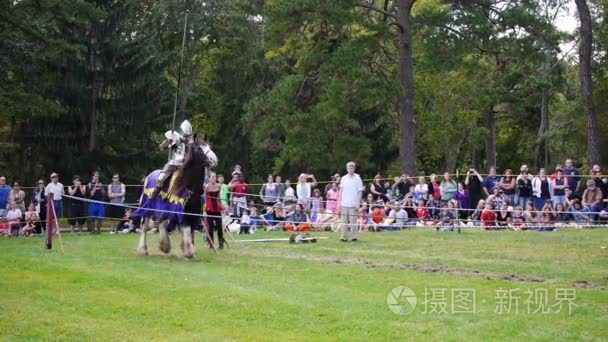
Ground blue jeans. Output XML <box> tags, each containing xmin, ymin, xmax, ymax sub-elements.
<box><xmin>584</xmin><ymin>204</ymin><xmax>603</xmax><ymax>221</ymax></box>
<box><xmin>518</xmin><ymin>196</ymin><xmax>531</xmax><ymax>210</ymax></box>
<box><xmin>54</xmin><ymin>200</ymin><xmax>63</xmax><ymax>218</ymax></box>
<box><xmin>552</xmin><ymin>195</ymin><xmax>565</xmax><ymax>206</ymax></box>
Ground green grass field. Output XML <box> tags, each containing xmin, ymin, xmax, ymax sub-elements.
<box><xmin>1</xmin><ymin>229</ymin><xmax>607</xmax><ymax>341</ymax></box>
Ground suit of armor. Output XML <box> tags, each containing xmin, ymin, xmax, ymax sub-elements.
<box><xmin>152</xmin><ymin>120</ymin><xmax>194</xmax><ymax>197</ymax></box>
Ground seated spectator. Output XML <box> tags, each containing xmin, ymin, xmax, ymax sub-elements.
<box><xmin>313</xmin><ymin>202</ymin><xmax>338</xmax><ymax>231</ymax></box>
<box><xmin>239</xmin><ymin>209</ymin><xmax>252</xmax><ymax>234</ymax></box>
<box><xmin>394</xmin><ymin>203</ymin><xmax>409</xmax><ymax>228</ymax></box>
<box><xmin>402</xmin><ymin>196</ymin><xmax>416</xmax><ymax>223</ymax></box>
<box><xmin>116</xmin><ymin>208</ymin><xmax>134</xmax><ymax>234</ymax></box>
<box><xmin>487</xmin><ymin>186</ymin><xmax>508</xmax><ymax>209</ymax></box>
<box><xmin>495</xmin><ymin>201</ymin><xmax>511</xmax><ymax>228</ymax></box>
<box><xmin>370</xmin><ymin>204</ymin><xmax>385</xmax><ymax>232</ymax></box>
<box><xmin>568</xmin><ymin>199</ymin><xmax>590</xmax><ymax>225</ymax></box>
<box><xmin>582</xmin><ymin>180</ymin><xmax>603</xmax><ymax>221</ymax></box>
<box><xmin>564</xmin><ymin>187</ymin><xmax>581</xmax><ymax>207</ymax></box>
<box><xmin>249</xmin><ymin>207</ymin><xmax>260</xmax><ymax>232</ymax></box>
<box><xmin>470</xmin><ymin>199</ymin><xmax>485</xmax><ymax>226</ymax></box>
<box><xmin>262</xmin><ymin>204</ymin><xmax>286</xmax><ymax>231</ymax></box>
<box><xmin>284</xmin><ymin>203</ymin><xmax>311</xmax><ymax>232</ymax></box>
<box><xmin>426</xmin><ymin>199</ymin><xmax>442</xmax><ymax>226</ymax></box>
<box><xmin>511</xmin><ymin>206</ymin><xmax>526</xmax><ymax>231</ymax></box>
<box><xmin>357</xmin><ymin>202</ymin><xmax>371</xmax><ymax>232</ymax></box>
<box><xmin>523</xmin><ymin>201</ymin><xmax>538</xmax><ymax>226</ymax></box>
<box><xmin>480</xmin><ymin>202</ymin><xmax>497</xmax><ymax>230</ymax></box>
<box><xmin>415</xmin><ymin>199</ymin><xmax>429</xmax><ymax>226</ymax></box>
<box><xmin>538</xmin><ymin>204</ymin><xmax>556</xmax><ymax>231</ymax></box>
<box><xmin>6</xmin><ymin>203</ymin><xmax>22</xmax><ymax>237</ymax></box>
<box><xmin>554</xmin><ymin>203</ymin><xmax>571</xmax><ymax>226</ymax></box>
<box><xmin>23</xmin><ymin>202</ymin><xmax>40</xmax><ymax>236</ymax></box>
<box><xmin>378</xmin><ymin>202</ymin><xmax>399</xmax><ymax>231</ymax></box>
<box><xmin>436</xmin><ymin>204</ymin><xmax>456</xmax><ymax>231</ymax></box>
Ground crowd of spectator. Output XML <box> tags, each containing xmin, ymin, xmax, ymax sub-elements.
<box><xmin>215</xmin><ymin>159</ymin><xmax>608</xmax><ymax>235</ymax></box>
<box><xmin>2</xmin><ymin>158</ymin><xmax>607</xmax><ymax>238</ymax></box>
<box><xmin>0</xmin><ymin>171</ymin><xmax>128</xmax><ymax>236</ymax></box>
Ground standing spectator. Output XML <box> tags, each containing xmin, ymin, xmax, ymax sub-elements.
<box><xmin>67</xmin><ymin>176</ymin><xmax>86</xmax><ymax>234</ymax></box>
<box><xmin>582</xmin><ymin>180</ymin><xmax>603</xmax><ymax>221</ymax></box>
<box><xmin>45</xmin><ymin>173</ymin><xmax>64</xmax><ymax>218</ymax></box>
<box><xmin>283</xmin><ymin>179</ymin><xmax>297</xmax><ymax>205</ymax></box>
<box><xmin>516</xmin><ymin>168</ymin><xmax>533</xmax><ymax>209</ymax></box>
<box><xmin>551</xmin><ymin>169</ymin><xmax>567</xmax><ymax>205</ymax></box>
<box><xmin>498</xmin><ymin>169</ymin><xmax>516</xmax><ymax>205</ymax></box>
<box><xmin>31</xmin><ymin>179</ymin><xmax>46</xmax><ymax>225</ymax></box>
<box><xmin>275</xmin><ymin>175</ymin><xmax>285</xmax><ymax>202</ymax></box>
<box><xmin>9</xmin><ymin>180</ymin><xmax>26</xmax><ymax>215</ymax></box>
<box><xmin>325</xmin><ymin>174</ymin><xmax>340</xmax><ymax>194</ymax></box>
<box><xmin>325</xmin><ymin>182</ymin><xmax>339</xmax><ymax>214</ymax></box>
<box><xmin>337</xmin><ymin>161</ymin><xmax>364</xmax><ymax>242</ymax></box>
<box><xmin>296</xmin><ymin>173</ymin><xmax>317</xmax><ymax>209</ymax></box>
<box><xmin>205</xmin><ymin>172</ymin><xmax>225</xmax><ymax>249</ymax></box>
<box><xmin>229</xmin><ymin>173</ymin><xmax>248</xmax><ymax>218</ymax></box>
<box><xmin>108</xmin><ymin>173</ymin><xmax>126</xmax><ymax>232</ymax></box>
<box><xmin>259</xmin><ymin>174</ymin><xmax>279</xmax><ymax>207</ymax></box>
<box><xmin>370</xmin><ymin>174</ymin><xmax>388</xmax><ymax>202</ymax></box>
<box><xmin>428</xmin><ymin>174</ymin><xmax>441</xmax><ymax>201</ymax></box>
<box><xmin>6</xmin><ymin>203</ymin><xmax>22</xmax><ymax>236</ymax></box>
<box><xmin>86</xmin><ymin>171</ymin><xmax>105</xmax><ymax>234</ymax></box>
<box><xmin>393</xmin><ymin>174</ymin><xmax>412</xmax><ymax>200</ymax></box>
<box><xmin>218</xmin><ymin>174</ymin><xmax>229</xmax><ymax>211</ymax></box>
<box><xmin>451</xmin><ymin>182</ymin><xmax>469</xmax><ymax>219</ymax></box>
<box><xmin>439</xmin><ymin>172</ymin><xmax>457</xmax><ymax>202</ymax></box>
<box><xmin>310</xmin><ymin>188</ymin><xmax>323</xmax><ymax>222</ymax></box>
<box><xmin>482</xmin><ymin>166</ymin><xmax>501</xmax><ymax>197</ymax></box>
<box><xmin>465</xmin><ymin>167</ymin><xmax>483</xmax><ymax>209</ymax></box>
<box><xmin>563</xmin><ymin>159</ymin><xmax>581</xmax><ymax>193</ymax></box>
<box><xmin>413</xmin><ymin>176</ymin><xmax>429</xmax><ymax>203</ymax></box>
<box><xmin>0</xmin><ymin>176</ymin><xmax>10</xmax><ymax>217</ymax></box>
<box><xmin>532</xmin><ymin>168</ymin><xmax>552</xmax><ymax>210</ymax></box>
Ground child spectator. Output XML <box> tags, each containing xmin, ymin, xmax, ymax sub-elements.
<box><xmin>511</xmin><ymin>206</ymin><xmax>526</xmax><ymax>230</ymax></box>
<box><xmin>6</xmin><ymin>203</ymin><xmax>22</xmax><ymax>236</ymax></box>
<box><xmin>480</xmin><ymin>202</ymin><xmax>497</xmax><ymax>230</ymax></box>
<box><xmin>310</xmin><ymin>189</ymin><xmax>323</xmax><ymax>222</ymax></box>
<box><xmin>239</xmin><ymin>209</ymin><xmax>252</xmax><ymax>234</ymax></box>
<box><xmin>23</xmin><ymin>202</ymin><xmax>40</xmax><ymax>236</ymax></box>
<box><xmin>116</xmin><ymin>208</ymin><xmax>134</xmax><ymax>233</ymax></box>
<box><xmin>325</xmin><ymin>182</ymin><xmax>339</xmax><ymax>214</ymax></box>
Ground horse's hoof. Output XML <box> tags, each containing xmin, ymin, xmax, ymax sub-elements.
<box><xmin>137</xmin><ymin>248</ymin><xmax>149</xmax><ymax>256</ymax></box>
<box><xmin>159</xmin><ymin>244</ymin><xmax>171</xmax><ymax>254</ymax></box>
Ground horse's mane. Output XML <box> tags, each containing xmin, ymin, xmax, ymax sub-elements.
<box><xmin>172</xmin><ymin>142</ymin><xmax>207</xmax><ymax>196</ymax></box>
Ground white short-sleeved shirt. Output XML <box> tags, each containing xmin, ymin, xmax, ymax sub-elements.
<box><xmin>296</xmin><ymin>183</ymin><xmax>311</xmax><ymax>201</ymax></box>
<box><xmin>45</xmin><ymin>182</ymin><xmax>65</xmax><ymax>200</ymax></box>
<box><xmin>6</xmin><ymin>208</ymin><xmax>22</xmax><ymax>221</ymax></box>
<box><xmin>339</xmin><ymin>173</ymin><xmax>364</xmax><ymax>207</ymax></box>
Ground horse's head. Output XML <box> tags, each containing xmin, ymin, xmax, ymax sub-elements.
<box><xmin>195</xmin><ymin>133</ymin><xmax>218</xmax><ymax>170</ymax></box>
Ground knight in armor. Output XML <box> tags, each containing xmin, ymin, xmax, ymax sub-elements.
<box><xmin>152</xmin><ymin>120</ymin><xmax>194</xmax><ymax>198</ymax></box>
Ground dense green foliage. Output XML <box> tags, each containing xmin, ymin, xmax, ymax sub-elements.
<box><xmin>1</xmin><ymin>0</ymin><xmax>606</xmax><ymax>184</ymax></box>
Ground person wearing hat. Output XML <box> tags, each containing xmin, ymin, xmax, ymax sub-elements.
<box><xmin>582</xmin><ymin>179</ymin><xmax>603</xmax><ymax>221</ymax></box>
<box><xmin>45</xmin><ymin>173</ymin><xmax>65</xmax><ymax>218</ymax></box>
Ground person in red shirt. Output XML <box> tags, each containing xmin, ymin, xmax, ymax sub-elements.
<box><xmin>480</xmin><ymin>202</ymin><xmax>497</xmax><ymax>230</ymax></box>
<box><xmin>228</xmin><ymin>173</ymin><xmax>248</xmax><ymax>219</ymax></box>
<box><xmin>416</xmin><ymin>199</ymin><xmax>429</xmax><ymax>226</ymax></box>
<box><xmin>370</xmin><ymin>205</ymin><xmax>385</xmax><ymax>232</ymax></box>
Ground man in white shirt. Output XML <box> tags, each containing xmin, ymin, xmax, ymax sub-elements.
<box><xmin>44</xmin><ymin>172</ymin><xmax>65</xmax><ymax>218</ymax></box>
<box><xmin>337</xmin><ymin>161</ymin><xmax>364</xmax><ymax>242</ymax></box>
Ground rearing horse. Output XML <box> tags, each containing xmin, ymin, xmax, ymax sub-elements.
<box><xmin>134</xmin><ymin>137</ymin><xmax>217</xmax><ymax>258</ymax></box>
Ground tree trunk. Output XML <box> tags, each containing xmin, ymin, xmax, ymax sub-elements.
<box><xmin>534</xmin><ymin>91</ymin><xmax>549</xmax><ymax>169</ymax></box>
<box><xmin>88</xmin><ymin>79</ymin><xmax>98</xmax><ymax>152</ymax></box>
<box><xmin>396</xmin><ymin>0</ymin><xmax>417</xmax><ymax>175</ymax></box>
<box><xmin>574</xmin><ymin>0</ymin><xmax>601</xmax><ymax>165</ymax></box>
<box><xmin>445</xmin><ymin>129</ymin><xmax>468</xmax><ymax>173</ymax></box>
<box><xmin>484</xmin><ymin>108</ymin><xmax>496</xmax><ymax>168</ymax></box>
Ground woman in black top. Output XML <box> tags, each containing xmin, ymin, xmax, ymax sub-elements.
<box><xmin>517</xmin><ymin>171</ymin><xmax>533</xmax><ymax>210</ymax></box>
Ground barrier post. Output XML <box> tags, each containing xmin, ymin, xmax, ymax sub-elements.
<box><xmin>45</xmin><ymin>194</ymin><xmax>54</xmax><ymax>249</ymax></box>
